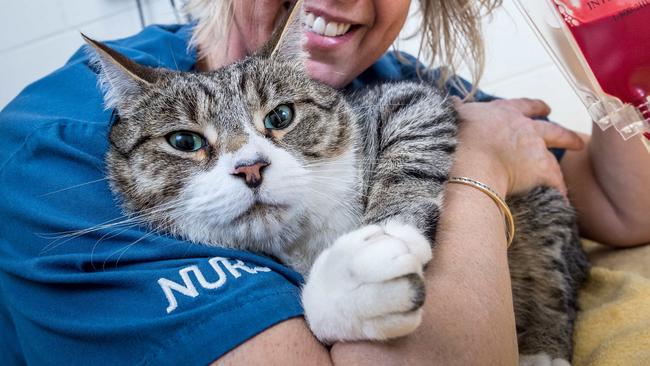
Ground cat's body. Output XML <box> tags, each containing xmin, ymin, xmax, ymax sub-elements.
<box><xmin>84</xmin><ymin>10</ymin><xmax>588</xmax><ymax>363</ymax></box>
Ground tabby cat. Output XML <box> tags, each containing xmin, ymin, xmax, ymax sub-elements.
<box><xmin>84</xmin><ymin>5</ymin><xmax>588</xmax><ymax>365</ymax></box>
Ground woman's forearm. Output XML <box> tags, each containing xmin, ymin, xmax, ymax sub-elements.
<box><xmin>330</xmin><ymin>181</ymin><xmax>518</xmax><ymax>365</ymax></box>
<box><xmin>562</xmin><ymin>126</ymin><xmax>650</xmax><ymax>246</ymax></box>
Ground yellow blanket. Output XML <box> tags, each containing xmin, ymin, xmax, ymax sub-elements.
<box><xmin>573</xmin><ymin>242</ymin><xmax>650</xmax><ymax>366</ymax></box>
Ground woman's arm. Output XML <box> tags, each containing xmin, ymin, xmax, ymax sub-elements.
<box><xmin>331</xmin><ymin>180</ymin><xmax>519</xmax><ymax>365</ymax></box>
<box><xmin>561</xmin><ymin>126</ymin><xmax>650</xmax><ymax>247</ymax></box>
<box><xmin>210</xmin><ymin>318</ymin><xmax>334</xmax><ymax>366</ymax></box>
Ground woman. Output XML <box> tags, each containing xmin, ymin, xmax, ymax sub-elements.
<box><xmin>0</xmin><ymin>0</ymin><xmax>647</xmax><ymax>365</ymax></box>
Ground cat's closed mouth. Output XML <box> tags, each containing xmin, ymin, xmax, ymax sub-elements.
<box><xmin>236</xmin><ymin>201</ymin><xmax>289</xmax><ymax>221</ymax></box>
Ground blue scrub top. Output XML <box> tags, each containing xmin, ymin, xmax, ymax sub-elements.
<box><xmin>0</xmin><ymin>23</ymin><xmax>562</xmax><ymax>365</ymax></box>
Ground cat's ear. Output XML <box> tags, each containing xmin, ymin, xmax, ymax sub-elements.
<box><xmin>259</xmin><ymin>0</ymin><xmax>308</xmax><ymax>66</ymax></box>
<box><xmin>82</xmin><ymin>33</ymin><xmax>159</xmax><ymax>110</ymax></box>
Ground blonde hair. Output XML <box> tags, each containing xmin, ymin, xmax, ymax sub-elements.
<box><xmin>417</xmin><ymin>0</ymin><xmax>502</xmax><ymax>97</ymax></box>
<box><xmin>185</xmin><ymin>0</ymin><xmax>502</xmax><ymax>94</ymax></box>
<box><xmin>184</xmin><ymin>0</ymin><xmax>234</xmax><ymax>59</ymax></box>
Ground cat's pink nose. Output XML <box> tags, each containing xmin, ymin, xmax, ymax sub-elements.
<box><xmin>232</xmin><ymin>160</ymin><xmax>270</xmax><ymax>188</ymax></box>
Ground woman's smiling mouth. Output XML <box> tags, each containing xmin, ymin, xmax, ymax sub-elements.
<box><xmin>304</xmin><ymin>11</ymin><xmax>353</xmax><ymax>37</ymax></box>
<box><xmin>302</xmin><ymin>10</ymin><xmax>360</xmax><ymax>50</ymax></box>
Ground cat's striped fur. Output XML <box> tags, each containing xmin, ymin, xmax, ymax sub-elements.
<box><xmin>86</xmin><ymin>7</ymin><xmax>588</xmax><ymax>362</ymax></box>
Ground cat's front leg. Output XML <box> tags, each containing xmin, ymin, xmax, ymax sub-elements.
<box><xmin>302</xmin><ymin>221</ymin><xmax>432</xmax><ymax>344</ymax></box>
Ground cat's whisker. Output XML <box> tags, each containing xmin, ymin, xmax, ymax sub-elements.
<box><xmin>278</xmin><ymin>172</ymin><xmax>360</xmax><ymax>185</ymax></box>
<box><xmin>36</xmin><ymin>207</ymin><xmax>168</xmax><ymax>239</ymax></box>
<box><xmin>102</xmin><ymin>229</ymin><xmax>158</xmax><ymax>271</ymax></box>
<box><xmin>277</xmin><ymin>171</ymin><xmax>357</xmax><ymax>182</ymax></box>
<box><xmin>39</xmin><ymin>216</ymin><xmax>153</xmax><ymax>253</ymax></box>
<box><xmin>41</xmin><ymin>223</ymin><xmax>134</xmax><ymax>254</ymax></box>
<box><xmin>39</xmin><ymin>215</ymin><xmax>141</xmax><ymax>247</ymax></box>
<box><xmin>39</xmin><ymin>177</ymin><xmax>109</xmax><ymax>197</ymax></box>
<box><xmin>117</xmin><ymin>222</ymin><xmax>169</xmax><ymax>261</ymax></box>
<box><xmin>95</xmin><ymin>216</ymin><xmax>179</xmax><ymax>272</ymax></box>
<box><xmin>90</xmin><ymin>223</ymin><xmax>141</xmax><ymax>271</ymax></box>
<box><xmin>272</xmin><ymin>177</ymin><xmax>358</xmax><ymax>194</ymax></box>
<box><xmin>278</xmin><ymin>185</ymin><xmax>360</xmax><ymax>221</ymax></box>
<box><xmin>39</xmin><ymin>199</ymin><xmax>185</xmax><ymax>253</ymax></box>
<box><xmin>300</xmin><ymin>157</ymin><xmax>376</xmax><ymax>168</ymax></box>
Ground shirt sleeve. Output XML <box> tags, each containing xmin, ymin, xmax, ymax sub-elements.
<box><xmin>0</xmin><ymin>27</ymin><xmax>304</xmax><ymax>366</ymax></box>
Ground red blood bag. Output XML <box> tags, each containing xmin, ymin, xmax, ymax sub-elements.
<box><xmin>515</xmin><ymin>0</ymin><xmax>650</xmax><ymax>152</ymax></box>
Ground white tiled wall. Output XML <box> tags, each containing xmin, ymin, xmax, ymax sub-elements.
<box><xmin>396</xmin><ymin>0</ymin><xmax>592</xmax><ymax>133</ymax></box>
<box><xmin>0</xmin><ymin>0</ymin><xmax>181</xmax><ymax>109</ymax></box>
<box><xmin>0</xmin><ymin>0</ymin><xmax>592</xmax><ymax>133</ymax></box>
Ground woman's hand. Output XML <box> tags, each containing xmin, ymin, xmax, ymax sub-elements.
<box><xmin>451</xmin><ymin>97</ymin><xmax>585</xmax><ymax>197</ymax></box>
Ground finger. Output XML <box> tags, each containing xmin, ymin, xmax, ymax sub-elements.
<box><xmin>499</xmin><ymin>98</ymin><xmax>551</xmax><ymax>118</ymax></box>
<box><xmin>543</xmin><ymin>152</ymin><xmax>568</xmax><ymax>196</ymax></box>
<box><xmin>532</xmin><ymin>121</ymin><xmax>585</xmax><ymax>150</ymax></box>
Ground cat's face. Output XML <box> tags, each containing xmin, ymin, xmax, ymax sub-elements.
<box><xmin>86</xmin><ymin>27</ymin><xmax>360</xmax><ymax>254</ymax></box>
<box><xmin>112</xmin><ymin>60</ymin><xmax>358</xmax><ymax>251</ymax></box>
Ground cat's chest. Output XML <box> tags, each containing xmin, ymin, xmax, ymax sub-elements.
<box><xmin>278</xmin><ymin>201</ymin><xmax>362</xmax><ymax>275</ymax></box>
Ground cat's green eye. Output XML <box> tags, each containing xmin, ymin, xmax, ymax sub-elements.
<box><xmin>166</xmin><ymin>131</ymin><xmax>206</xmax><ymax>152</ymax></box>
<box><xmin>264</xmin><ymin>104</ymin><xmax>294</xmax><ymax>130</ymax></box>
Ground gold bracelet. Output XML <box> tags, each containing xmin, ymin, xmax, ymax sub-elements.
<box><xmin>448</xmin><ymin>176</ymin><xmax>515</xmax><ymax>248</ymax></box>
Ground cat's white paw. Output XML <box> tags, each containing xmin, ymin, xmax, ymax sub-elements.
<box><xmin>519</xmin><ymin>353</ymin><xmax>571</xmax><ymax>366</ymax></box>
<box><xmin>302</xmin><ymin>221</ymin><xmax>432</xmax><ymax>344</ymax></box>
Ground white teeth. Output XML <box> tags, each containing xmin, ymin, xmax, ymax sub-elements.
<box><xmin>303</xmin><ymin>12</ymin><xmax>352</xmax><ymax>37</ymax></box>
<box><xmin>324</xmin><ymin>22</ymin><xmax>338</xmax><ymax>37</ymax></box>
<box><xmin>312</xmin><ymin>16</ymin><xmax>326</xmax><ymax>35</ymax></box>
<box><xmin>305</xmin><ymin>12</ymin><xmax>315</xmax><ymax>27</ymax></box>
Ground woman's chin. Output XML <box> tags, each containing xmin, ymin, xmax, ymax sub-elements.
<box><xmin>306</xmin><ymin>59</ymin><xmax>353</xmax><ymax>89</ymax></box>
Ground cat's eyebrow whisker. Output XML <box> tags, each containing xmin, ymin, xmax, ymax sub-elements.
<box><xmin>39</xmin><ymin>178</ymin><xmax>109</xmax><ymax>197</ymax></box>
